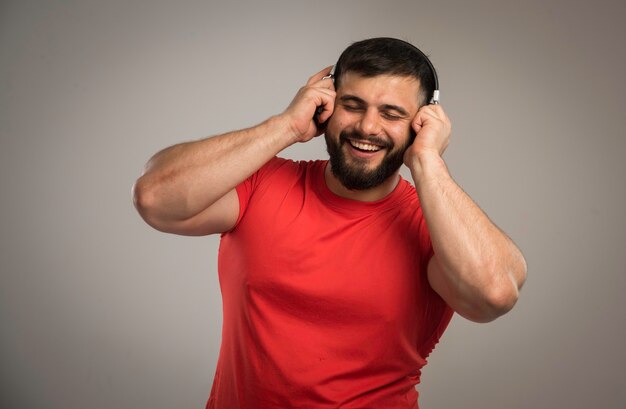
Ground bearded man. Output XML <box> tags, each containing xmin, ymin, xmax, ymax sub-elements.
<box><xmin>133</xmin><ymin>37</ymin><xmax>527</xmax><ymax>409</ymax></box>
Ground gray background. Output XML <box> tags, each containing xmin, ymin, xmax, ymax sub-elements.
<box><xmin>1</xmin><ymin>0</ymin><xmax>625</xmax><ymax>408</ymax></box>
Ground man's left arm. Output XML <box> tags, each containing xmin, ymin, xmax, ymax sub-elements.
<box><xmin>405</xmin><ymin>105</ymin><xmax>527</xmax><ymax>323</ymax></box>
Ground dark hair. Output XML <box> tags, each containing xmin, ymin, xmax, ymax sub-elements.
<box><xmin>334</xmin><ymin>37</ymin><xmax>436</xmax><ymax>106</ymax></box>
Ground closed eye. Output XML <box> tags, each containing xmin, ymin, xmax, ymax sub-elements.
<box><xmin>382</xmin><ymin>112</ymin><xmax>402</xmax><ymax>120</ymax></box>
<box><xmin>380</xmin><ymin>104</ymin><xmax>410</xmax><ymax>120</ymax></box>
<box><xmin>343</xmin><ymin>104</ymin><xmax>364</xmax><ymax>112</ymax></box>
<box><xmin>339</xmin><ymin>95</ymin><xmax>366</xmax><ymax>112</ymax></box>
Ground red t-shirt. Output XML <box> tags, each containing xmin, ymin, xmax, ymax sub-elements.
<box><xmin>207</xmin><ymin>157</ymin><xmax>453</xmax><ymax>409</ymax></box>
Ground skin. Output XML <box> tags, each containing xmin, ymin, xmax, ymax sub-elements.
<box><xmin>133</xmin><ymin>66</ymin><xmax>527</xmax><ymax>323</ymax></box>
<box><xmin>323</xmin><ymin>72</ymin><xmax>421</xmax><ymax>201</ymax></box>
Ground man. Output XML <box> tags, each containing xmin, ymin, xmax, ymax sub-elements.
<box><xmin>133</xmin><ymin>37</ymin><xmax>527</xmax><ymax>408</ymax></box>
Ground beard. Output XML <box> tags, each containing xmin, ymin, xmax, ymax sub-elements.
<box><xmin>325</xmin><ymin>129</ymin><xmax>414</xmax><ymax>190</ymax></box>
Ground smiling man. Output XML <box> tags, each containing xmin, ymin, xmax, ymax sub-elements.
<box><xmin>326</xmin><ymin>73</ymin><xmax>417</xmax><ymax>191</ymax></box>
<box><xmin>133</xmin><ymin>37</ymin><xmax>527</xmax><ymax>409</ymax></box>
<box><xmin>325</xmin><ymin>72</ymin><xmax>421</xmax><ymax>196</ymax></box>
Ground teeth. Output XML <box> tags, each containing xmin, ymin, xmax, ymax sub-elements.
<box><xmin>350</xmin><ymin>140</ymin><xmax>382</xmax><ymax>152</ymax></box>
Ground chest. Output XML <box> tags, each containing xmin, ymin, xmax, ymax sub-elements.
<box><xmin>220</xmin><ymin>189</ymin><xmax>428</xmax><ymax>323</ymax></box>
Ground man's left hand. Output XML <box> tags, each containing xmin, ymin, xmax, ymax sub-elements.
<box><xmin>403</xmin><ymin>104</ymin><xmax>452</xmax><ymax>170</ymax></box>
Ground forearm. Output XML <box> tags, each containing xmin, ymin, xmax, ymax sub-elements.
<box><xmin>133</xmin><ymin>115</ymin><xmax>295</xmax><ymax>223</ymax></box>
<box><xmin>410</xmin><ymin>152</ymin><xmax>527</xmax><ymax>320</ymax></box>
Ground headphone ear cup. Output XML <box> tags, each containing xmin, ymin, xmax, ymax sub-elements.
<box><xmin>314</xmin><ymin>106</ymin><xmax>328</xmax><ymax>131</ymax></box>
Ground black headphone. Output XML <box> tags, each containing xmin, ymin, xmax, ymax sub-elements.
<box><xmin>315</xmin><ymin>46</ymin><xmax>439</xmax><ymax>126</ymax></box>
<box><xmin>411</xmin><ymin>45</ymin><xmax>440</xmax><ymax>105</ymax></box>
<box><xmin>323</xmin><ymin>45</ymin><xmax>439</xmax><ymax>104</ymax></box>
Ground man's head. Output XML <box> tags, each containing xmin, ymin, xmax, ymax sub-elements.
<box><xmin>324</xmin><ymin>37</ymin><xmax>436</xmax><ymax>191</ymax></box>
<box><xmin>333</xmin><ymin>37</ymin><xmax>436</xmax><ymax>108</ymax></box>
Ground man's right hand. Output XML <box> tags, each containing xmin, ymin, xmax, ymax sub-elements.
<box><xmin>280</xmin><ymin>66</ymin><xmax>336</xmax><ymax>143</ymax></box>
<box><xmin>133</xmin><ymin>66</ymin><xmax>337</xmax><ymax>236</ymax></box>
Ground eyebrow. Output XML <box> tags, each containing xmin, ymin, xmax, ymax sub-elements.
<box><xmin>339</xmin><ymin>95</ymin><xmax>410</xmax><ymax>117</ymax></box>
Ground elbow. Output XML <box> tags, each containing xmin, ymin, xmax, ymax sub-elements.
<box><xmin>131</xmin><ymin>176</ymin><xmax>165</xmax><ymax>229</ymax></box>
<box><xmin>462</xmin><ymin>285</ymin><xmax>519</xmax><ymax>324</ymax></box>
<box><xmin>482</xmin><ymin>280</ymin><xmax>520</xmax><ymax>322</ymax></box>
<box><xmin>132</xmin><ymin>176</ymin><xmax>154</xmax><ymax>217</ymax></box>
<box><xmin>131</xmin><ymin>174</ymin><xmax>200</xmax><ymax>234</ymax></box>
<box><xmin>465</xmin><ymin>261</ymin><xmax>527</xmax><ymax>323</ymax></box>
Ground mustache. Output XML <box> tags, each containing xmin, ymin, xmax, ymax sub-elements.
<box><xmin>339</xmin><ymin>130</ymin><xmax>393</xmax><ymax>149</ymax></box>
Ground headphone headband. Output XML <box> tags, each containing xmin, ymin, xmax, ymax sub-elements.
<box><xmin>409</xmin><ymin>44</ymin><xmax>440</xmax><ymax>104</ymax></box>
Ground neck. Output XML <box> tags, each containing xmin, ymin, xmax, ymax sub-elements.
<box><xmin>324</xmin><ymin>162</ymin><xmax>400</xmax><ymax>202</ymax></box>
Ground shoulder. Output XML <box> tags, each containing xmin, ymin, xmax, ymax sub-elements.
<box><xmin>233</xmin><ymin>157</ymin><xmax>326</xmax><ymax>229</ymax></box>
<box><xmin>240</xmin><ymin>157</ymin><xmax>326</xmax><ymax>200</ymax></box>
<box><xmin>261</xmin><ymin>156</ymin><xmax>322</xmax><ymax>173</ymax></box>
<box><xmin>386</xmin><ymin>177</ymin><xmax>430</xmax><ymax>235</ymax></box>
<box><xmin>256</xmin><ymin>156</ymin><xmax>325</xmax><ymax>182</ymax></box>
<box><xmin>394</xmin><ymin>176</ymin><xmax>422</xmax><ymax>211</ymax></box>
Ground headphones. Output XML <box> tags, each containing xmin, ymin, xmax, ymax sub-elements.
<box><xmin>323</xmin><ymin>45</ymin><xmax>439</xmax><ymax>104</ymax></box>
<box><xmin>411</xmin><ymin>45</ymin><xmax>440</xmax><ymax>105</ymax></box>
<box><xmin>315</xmin><ymin>46</ymin><xmax>439</xmax><ymax>126</ymax></box>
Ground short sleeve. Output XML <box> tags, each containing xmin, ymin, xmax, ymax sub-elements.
<box><xmin>233</xmin><ymin>156</ymin><xmax>289</xmax><ymax>227</ymax></box>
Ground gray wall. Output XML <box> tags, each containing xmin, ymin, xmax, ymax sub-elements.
<box><xmin>1</xmin><ymin>0</ymin><xmax>625</xmax><ymax>408</ymax></box>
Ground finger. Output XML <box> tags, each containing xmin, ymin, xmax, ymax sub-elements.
<box><xmin>421</xmin><ymin>104</ymin><xmax>449</xmax><ymax>122</ymax></box>
<box><xmin>413</xmin><ymin>109</ymin><xmax>432</xmax><ymax>126</ymax></box>
<box><xmin>425</xmin><ymin>104</ymin><xmax>451</xmax><ymax>131</ymax></box>
<box><xmin>415</xmin><ymin>106</ymin><xmax>445</xmax><ymax>127</ymax></box>
<box><xmin>411</xmin><ymin>109</ymin><xmax>439</xmax><ymax>134</ymax></box>
<box><xmin>315</xmin><ymin>89</ymin><xmax>336</xmax><ymax>122</ymax></box>
<box><xmin>312</xmin><ymin>87</ymin><xmax>336</xmax><ymax>99</ymax></box>
<box><xmin>317</xmin><ymin>101</ymin><xmax>335</xmax><ymax>124</ymax></box>
<box><xmin>412</xmin><ymin>108</ymin><xmax>451</xmax><ymax>140</ymax></box>
<box><xmin>417</xmin><ymin>104</ymin><xmax>439</xmax><ymax>117</ymax></box>
<box><xmin>316</xmin><ymin>76</ymin><xmax>336</xmax><ymax>91</ymax></box>
<box><xmin>306</xmin><ymin>65</ymin><xmax>334</xmax><ymax>86</ymax></box>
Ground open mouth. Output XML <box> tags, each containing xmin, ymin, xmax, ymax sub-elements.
<box><xmin>347</xmin><ymin>139</ymin><xmax>384</xmax><ymax>153</ymax></box>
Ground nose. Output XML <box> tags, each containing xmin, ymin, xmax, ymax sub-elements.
<box><xmin>356</xmin><ymin>108</ymin><xmax>382</xmax><ymax>136</ymax></box>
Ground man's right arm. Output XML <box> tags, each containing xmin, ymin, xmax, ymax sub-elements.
<box><xmin>132</xmin><ymin>66</ymin><xmax>335</xmax><ymax>236</ymax></box>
